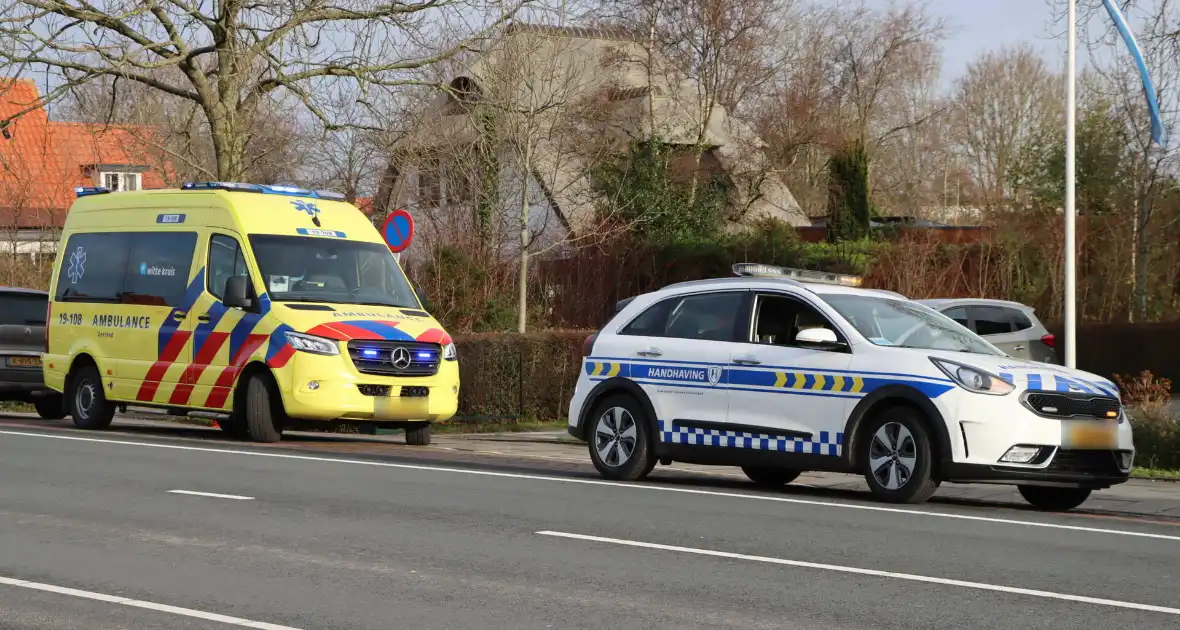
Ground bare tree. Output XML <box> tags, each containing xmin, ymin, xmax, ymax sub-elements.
<box><xmin>951</xmin><ymin>44</ymin><xmax>1063</xmax><ymax>210</ymax></box>
<box><xmin>0</xmin><ymin>0</ymin><xmax>539</xmax><ymax>180</ymax></box>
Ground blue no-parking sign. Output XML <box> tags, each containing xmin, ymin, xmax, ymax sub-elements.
<box><xmin>381</xmin><ymin>208</ymin><xmax>415</xmax><ymax>253</ymax></box>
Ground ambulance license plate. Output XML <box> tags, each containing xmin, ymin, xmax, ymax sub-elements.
<box><xmin>6</xmin><ymin>356</ymin><xmax>40</xmax><ymax>367</ymax></box>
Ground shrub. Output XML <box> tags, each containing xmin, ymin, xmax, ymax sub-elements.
<box><xmin>1127</xmin><ymin>407</ymin><xmax>1180</xmax><ymax>470</ymax></box>
<box><xmin>1113</xmin><ymin>370</ymin><xmax>1172</xmax><ymax>414</ymax></box>
<box><xmin>454</xmin><ymin>330</ymin><xmax>590</xmax><ymax>421</ymax></box>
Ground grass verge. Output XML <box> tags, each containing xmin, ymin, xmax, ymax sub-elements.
<box><xmin>1132</xmin><ymin>467</ymin><xmax>1180</xmax><ymax>480</ymax></box>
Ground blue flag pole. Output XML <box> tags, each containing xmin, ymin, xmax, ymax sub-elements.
<box><xmin>1101</xmin><ymin>0</ymin><xmax>1167</xmax><ymax>145</ymax></box>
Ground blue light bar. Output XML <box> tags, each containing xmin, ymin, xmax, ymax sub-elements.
<box><xmin>75</xmin><ymin>186</ymin><xmax>112</xmax><ymax>198</ymax></box>
<box><xmin>180</xmin><ymin>182</ymin><xmax>348</xmax><ymax>200</ymax></box>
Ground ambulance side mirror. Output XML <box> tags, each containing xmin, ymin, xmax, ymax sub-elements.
<box><xmin>224</xmin><ymin>276</ymin><xmax>254</xmax><ymax>310</ymax></box>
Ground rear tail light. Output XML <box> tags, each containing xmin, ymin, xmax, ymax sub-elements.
<box><xmin>44</xmin><ymin>302</ymin><xmax>51</xmax><ymax>352</ymax></box>
<box><xmin>1040</xmin><ymin>334</ymin><xmax>1055</xmax><ymax>348</ymax></box>
<box><xmin>582</xmin><ymin>332</ymin><xmax>598</xmax><ymax>358</ymax></box>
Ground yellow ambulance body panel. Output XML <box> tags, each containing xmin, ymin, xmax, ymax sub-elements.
<box><xmin>43</xmin><ymin>184</ymin><xmax>458</xmax><ymax>442</ymax></box>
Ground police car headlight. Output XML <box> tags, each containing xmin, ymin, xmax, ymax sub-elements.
<box><xmin>930</xmin><ymin>357</ymin><xmax>1013</xmax><ymax>396</ymax></box>
<box><xmin>443</xmin><ymin>342</ymin><xmax>458</xmax><ymax>361</ymax></box>
<box><xmin>285</xmin><ymin>331</ymin><xmax>340</xmax><ymax>356</ymax></box>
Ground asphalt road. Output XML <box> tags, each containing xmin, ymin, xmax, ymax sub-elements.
<box><xmin>1</xmin><ymin>426</ymin><xmax>1179</xmax><ymax>629</ymax></box>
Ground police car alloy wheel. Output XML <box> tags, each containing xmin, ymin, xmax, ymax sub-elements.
<box><xmin>1017</xmin><ymin>485</ymin><xmax>1092</xmax><ymax>512</ymax></box>
<box><xmin>860</xmin><ymin>407</ymin><xmax>938</xmax><ymax>504</ymax></box>
<box><xmin>742</xmin><ymin>466</ymin><xmax>802</xmax><ymax>487</ymax></box>
<box><xmin>588</xmin><ymin>395</ymin><xmax>655</xmax><ymax>481</ymax></box>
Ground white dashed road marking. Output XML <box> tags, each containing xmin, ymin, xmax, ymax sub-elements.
<box><xmin>0</xmin><ymin>575</ymin><xmax>301</xmax><ymax>629</ymax></box>
<box><xmin>536</xmin><ymin>530</ymin><xmax>1180</xmax><ymax>615</ymax></box>
<box><xmin>168</xmin><ymin>489</ymin><xmax>254</xmax><ymax>500</ymax></box>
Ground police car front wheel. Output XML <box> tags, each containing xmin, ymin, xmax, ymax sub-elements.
<box><xmin>861</xmin><ymin>407</ymin><xmax>939</xmax><ymax>504</ymax></box>
<box><xmin>588</xmin><ymin>395</ymin><xmax>655</xmax><ymax>481</ymax></box>
<box><xmin>1017</xmin><ymin>485</ymin><xmax>1092</xmax><ymax>511</ymax></box>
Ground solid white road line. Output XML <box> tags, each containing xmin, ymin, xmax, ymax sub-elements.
<box><xmin>1</xmin><ymin>428</ymin><xmax>1177</xmax><ymax>543</ymax></box>
<box><xmin>168</xmin><ymin>489</ymin><xmax>255</xmax><ymax>500</ymax></box>
<box><xmin>0</xmin><ymin>575</ymin><xmax>301</xmax><ymax>629</ymax></box>
<box><xmin>536</xmin><ymin>530</ymin><xmax>1180</xmax><ymax>615</ymax></box>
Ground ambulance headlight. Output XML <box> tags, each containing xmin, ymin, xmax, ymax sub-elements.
<box><xmin>285</xmin><ymin>331</ymin><xmax>340</xmax><ymax>356</ymax></box>
<box><xmin>930</xmin><ymin>357</ymin><xmax>1013</xmax><ymax>396</ymax></box>
<box><xmin>443</xmin><ymin>342</ymin><xmax>458</xmax><ymax>361</ymax></box>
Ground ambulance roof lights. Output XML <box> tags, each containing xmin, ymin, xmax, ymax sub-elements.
<box><xmin>181</xmin><ymin>182</ymin><xmax>347</xmax><ymax>200</ymax></box>
<box><xmin>75</xmin><ymin>186</ymin><xmax>112</xmax><ymax>198</ymax></box>
<box><xmin>732</xmin><ymin>263</ymin><xmax>863</xmax><ymax>287</ymax></box>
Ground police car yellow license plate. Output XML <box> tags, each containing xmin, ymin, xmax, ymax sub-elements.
<box><xmin>6</xmin><ymin>356</ymin><xmax>40</xmax><ymax>367</ymax></box>
<box><xmin>1062</xmin><ymin>420</ymin><xmax>1117</xmax><ymax>449</ymax></box>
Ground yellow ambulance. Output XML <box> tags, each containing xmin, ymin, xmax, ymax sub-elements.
<box><xmin>42</xmin><ymin>182</ymin><xmax>458</xmax><ymax>444</ymax></box>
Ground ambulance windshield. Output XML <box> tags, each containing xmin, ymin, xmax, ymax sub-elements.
<box><xmin>248</xmin><ymin>235</ymin><xmax>419</xmax><ymax>308</ymax></box>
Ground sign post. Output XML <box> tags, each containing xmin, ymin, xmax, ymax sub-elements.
<box><xmin>381</xmin><ymin>208</ymin><xmax>415</xmax><ymax>262</ymax></box>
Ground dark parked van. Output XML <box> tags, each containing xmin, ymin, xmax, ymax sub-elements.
<box><xmin>0</xmin><ymin>287</ymin><xmax>64</xmax><ymax>418</ymax></box>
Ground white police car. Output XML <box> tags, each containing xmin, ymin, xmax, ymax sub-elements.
<box><xmin>567</xmin><ymin>264</ymin><xmax>1134</xmax><ymax>511</ymax></box>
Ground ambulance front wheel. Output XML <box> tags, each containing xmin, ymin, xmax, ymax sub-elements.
<box><xmin>245</xmin><ymin>373</ymin><xmax>285</xmax><ymax>443</ymax></box>
<box><xmin>405</xmin><ymin>422</ymin><xmax>432</xmax><ymax>446</ymax></box>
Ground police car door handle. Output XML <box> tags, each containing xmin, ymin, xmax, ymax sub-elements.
<box><xmin>1013</xmin><ymin>345</ymin><xmax>1026</xmax><ymax>351</ymax></box>
<box><xmin>196</xmin><ymin>314</ymin><xmax>211</xmax><ymax>323</ymax></box>
<box><xmin>637</xmin><ymin>347</ymin><xmax>663</xmax><ymax>357</ymax></box>
<box><xmin>170</xmin><ymin>311</ymin><xmax>186</xmax><ymax>321</ymax></box>
<box><xmin>733</xmin><ymin>357</ymin><xmax>761</xmax><ymax>365</ymax></box>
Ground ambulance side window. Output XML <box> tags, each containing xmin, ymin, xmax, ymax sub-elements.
<box><xmin>55</xmin><ymin>232</ymin><xmax>130</xmax><ymax>302</ymax></box>
<box><xmin>123</xmin><ymin>232</ymin><xmax>198</xmax><ymax>307</ymax></box>
<box><xmin>208</xmin><ymin>234</ymin><xmax>250</xmax><ymax>301</ymax></box>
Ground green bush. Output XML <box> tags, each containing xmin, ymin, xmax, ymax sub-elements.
<box><xmin>454</xmin><ymin>330</ymin><xmax>590</xmax><ymax>421</ymax></box>
<box><xmin>1128</xmin><ymin>406</ymin><xmax>1180</xmax><ymax>470</ymax></box>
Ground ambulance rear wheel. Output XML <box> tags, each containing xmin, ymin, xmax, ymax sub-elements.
<box><xmin>245</xmin><ymin>373</ymin><xmax>284</xmax><ymax>443</ymax></box>
<box><xmin>69</xmin><ymin>365</ymin><xmax>115</xmax><ymax>430</ymax></box>
<box><xmin>405</xmin><ymin>423</ymin><xmax>432</xmax><ymax>446</ymax></box>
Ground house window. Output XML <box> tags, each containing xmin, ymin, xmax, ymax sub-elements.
<box><xmin>101</xmin><ymin>172</ymin><xmax>139</xmax><ymax>191</ymax></box>
<box><xmin>417</xmin><ymin>159</ymin><xmax>441</xmax><ymax>206</ymax></box>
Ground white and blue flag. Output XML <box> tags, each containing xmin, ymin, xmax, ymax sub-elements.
<box><xmin>1101</xmin><ymin>0</ymin><xmax>1167</xmax><ymax>145</ymax></box>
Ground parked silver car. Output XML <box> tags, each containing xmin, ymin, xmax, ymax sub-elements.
<box><xmin>917</xmin><ymin>298</ymin><xmax>1058</xmax><ymax>364</ymax></box>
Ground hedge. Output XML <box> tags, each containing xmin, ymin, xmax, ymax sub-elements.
<box><xmin>453</xmin><ymin>330</ymin><xmax>590</xmax><ymax>421</ymax></box>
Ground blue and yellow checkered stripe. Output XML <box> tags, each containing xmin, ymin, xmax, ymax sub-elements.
<box><xmin>660</xmin><ymin>420</ymin><xmax>843</xmax><ymax>456</ymax></box>
<box><xmin>586</xmin><ymin>361</ymin><xmax>628</xmax><ymax>378</ymax></box>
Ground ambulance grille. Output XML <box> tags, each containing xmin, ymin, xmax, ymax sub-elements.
<box><xmin>347</xmin><ymin>341</ymin><xmax>441</xmax><ymax>377</ymax></box>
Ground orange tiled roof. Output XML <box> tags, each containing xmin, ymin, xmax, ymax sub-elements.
<box><xmin>0</xmin><ymin>78</ymin><xmax>168</xmax><ymax>228</ymax></box>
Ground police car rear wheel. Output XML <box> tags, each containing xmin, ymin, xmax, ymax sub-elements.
<box><xmin>741</xmin><ymin>466</ymin><xmax>802</xmax><ymax>487</ymax></box>
<box><xmin>588</xmin><ymin>395</ymin><xmax>654</xmax><ymax>481</ymax></box>
<box><xmin>1017</xmin><ymin>485</ymin><xmax>1092</xmax><ymax>511</ymax></box>
<box><xmin>245</xmin><ymin>374</ymin><xmax>284</xmax><ymax>443</ymax></box>
<box><xmin>69</xmin><ymin>365</ymin><xmax>115</xmax><ymax>430</ymax></box>
<box><xmin>861</xmin><ymin>407</ymin><xmax>938</xmax><ymax>504</ymax></box>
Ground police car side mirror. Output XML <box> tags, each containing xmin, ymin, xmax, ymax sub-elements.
<box><xmin>224</xmin><ymin>276</ymin><xmax>254</xmax><ymax>309</ymax></box>
<box><xmin>796</xmin><ymin>327</ymin><xmax>841</xmax><ymax>348</ymax></box>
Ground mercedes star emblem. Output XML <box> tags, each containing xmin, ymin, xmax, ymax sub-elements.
<box><xmin>391</xmin><ymin>347</ymin><xmax>413</xmax><ymax>369</ymax></box>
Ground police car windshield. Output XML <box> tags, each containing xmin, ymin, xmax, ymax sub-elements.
<box><xmin>248</xmin><ymin>235</ymin><xmax>419</xmax><ymax>308</ymax></box>
<box><xmin>819</xmin><ymin>294</ymin><xmax>1001</xmax><ymax>355</ymax></box>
